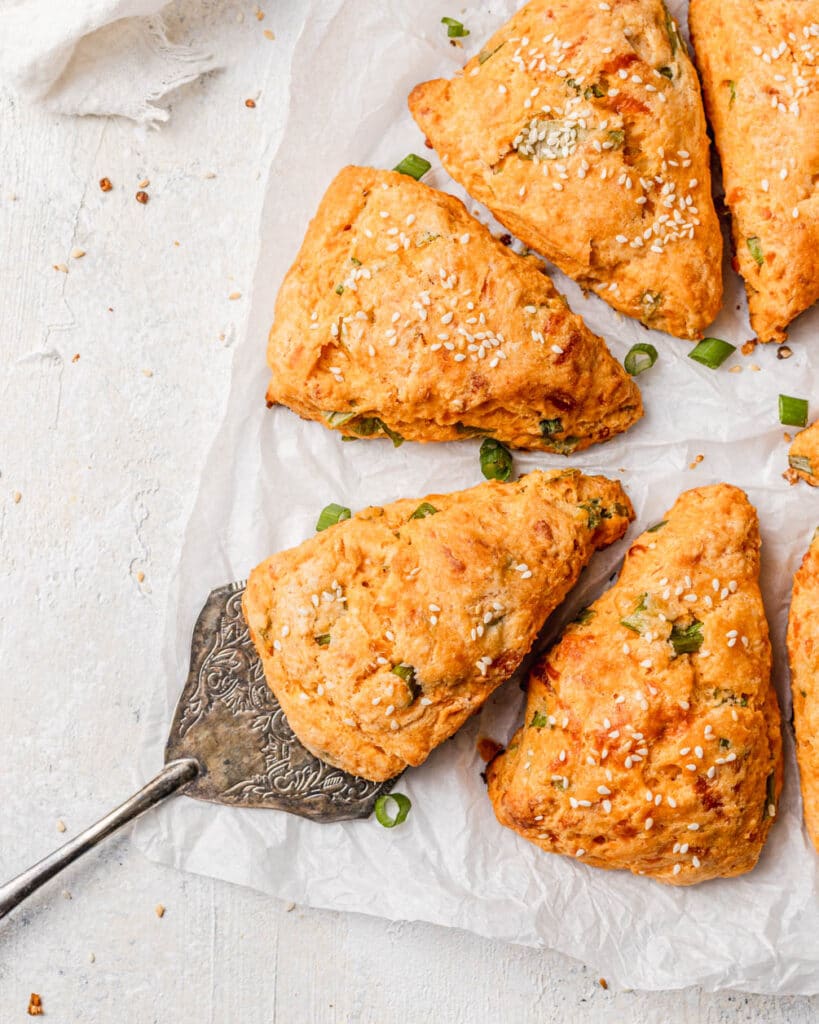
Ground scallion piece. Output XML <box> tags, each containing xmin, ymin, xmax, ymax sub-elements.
<box><xmin>646</xmin><ymin>520</ymin><xmax>668</xmax><ymax>533</ymax></box>
<box><xmin>688</xmin><ymin>337</ymin><xmax>736</xmax><ymax>369</ymax></box>
<box><xmin>391</xmin><ymin>663</ymin><xmax>414</xmax><ymax>683</ymax></box>
<box><xmin>410</xmin><ymin>502</ymin><xmax>439</xmax><ymax>519</ymax></box>
<box><xmin>479</xmin><ymin>437</ymin><xmax>513</xmax><ymax>481</ymax></box>
<box><xmin>441</xmin><ymin>16</ymin><xmax>469</xmax><ymax>37</ymax></box>
<box><xmin>669</xmin><ymin>619</ymin><xmax>703</xmax><ymax>656</ymax></box>
<box><xmin>746</xmin><ymin>236</ymin><xmax>764</xmax><ymax>266</ymax></box>
<box><xmin>620</xmin><ymin>593</ymin><xmax>648</xmax><ymax>634</ymax></box>
<box><xmin>393</xmin><ymin>153</ymin><xmax>431</xmax><ymax>180</ymax></box>
<box><xmin>374</xmin><ymin>792</ymin><xmax>411</xmax><ymax>828</ymax></box>
<box><xmin>779</xmin><ymin>394</ymin><xmax>809</xmax><ymax>428</ymax></box>
<box><xmin>624</xmin><ymin>342</ymin><xmax>658</xmax><ymax>376</ymax></box>
<box><xmin>315</xmin><ymin>633</ymin><xmax>331</xmax><ymax>647</ymax></box>
<box><xmin>316</xmin><ymin>502</ymin><xmax>351</xmax><ymax>532</ymax></box>
<box><xmin>530</xmin><ymin>710</ymin><xmax>549</xmax><ymax>728</ymax></box>
<box><xmin>789</xmin><ymin>454</ymin><xmax>813</xmax><ymax>475</ymax></box>
<box><xmin>539</xmin><ymin>417</ymin><xmax>563</xmax><ymax>438</ymax></box>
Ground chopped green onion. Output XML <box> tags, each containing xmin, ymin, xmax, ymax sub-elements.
<box><xmin>658</xmin><ymin>65</ymin><xmax>674</xmax><ymax>79</ymax></box>
<box><xmin>779</xmin><ymin>394</ymin><xmax>809</xmax><ymax>428</ymax></box>
<box><xmin>315</xmin><ymin>633</ymin><xmax>331</xmax><ymax>647</ymax></box>
<box><xmin>316</xmin><ymin>502</ymin><xmax>351</xmax><ymax>532</ymax></box>
<box><xmin>584</xmin><ymin>83</ymin><xmax>605</xmax><ymax>99</ymax></box>
<box><xmin>323</xmin><ymin>410</ymin><xmax>357</xmax><ymax>428</ymax></box>
<box><xmin>479</xmin><ymin>437</ymin><xmax>513</xmax><ymax>481</ymax></box>
<box><xmin>624</xmin><ymin>342</ymin><xmax>658</xmax><ymax>376</ymax></box>
<box><xmin>335</xmin><ymin>283</ymin><xmax>344</xmax><ymax>295</ymax></box>
<box><xmin>574</xmin><ymin>607</ymin><xmax>595</xmax><ymax>624</ymax></box>
<box><xmin>441</xmin><ymin>15</ymin><xmax>469</xmax><ymax>37</ymax></box>
<box><xmin>688</xmin><ymin>337</ymin><xmax>736</xmax><ymax>369</ymax></box>
<box><xmin>789</xmin><ymin>454</ymin><xmax>814</xmax><ymax>475</ymax></box>
<box><xmin>669</xmin><ymin>619</ymin><xmax>703</xmax><ymax>656</ymax></box>
<box><xmin>539</xmin><ymin>417</ymin><xmax>563</xmax><ymax>438</ymax></box>
<box><xmin>746</xmin><ymin>236</ymin><xmax>764</xmax><ymax>266</ymax></box>
<box><xmin>350</xmin><ymin>256</ymin><xmax>362</xmax><ymax>266</ymax></box>
<box><xmin>393</xmin><ymin>153</ymin><xmax>431</xmax><ymax>180</ymax></box>
<box><xmin>607</xmin><ymin>129</ymin><xmax>625</xmax><ymax>149</ymax></box>
<box><xmin>391</xmin><ymin>663</ymin><xmax>414</xmax><ymax>683</ymax></box>
<box><xmin>410</xmin><ymin>502</ymin><xmax>439</xmax><ymax>519</ymax></box>
<box><xmin>349</xmin><ymin>417</ymin><xmax>404</xmax><ymax>446</ymax></box>
<box><xmin>620</xmin><ymin>593</ymin><xmax>648</xmax><ymax>634</ymax></box>
<box><xmin>530</xmin><ymin>710</ymin><xmax>549</xmax><ymax>728</ymax></box>
<box><xmin>478</xmin><ymin>42</ymin><xmax>504</xmax><ymax>64</ymax></box>
<box><xmin>374</xmin><ymin>792</ymin><xmax>411</xmax><ymax>828</ymax></box>
<box><xmin>646</xmin><ymin>520</ymin><xmax>668</xmax><ymax>533</ymax></box>
<box><xmin>727</xmin><ymin>79</ymin><xmax>737</xmax><ymax>105</ymax></box>
<box><xmin>641</xmin><ymin>290</ymin><xmax>663</xmax><ymax>315</ymax></box>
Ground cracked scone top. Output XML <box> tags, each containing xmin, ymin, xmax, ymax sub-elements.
<box><xmin>243</xmin><ymin>470</ymin><xmax>633</xmax><ymax>781</ymax></box>
<box><xmin>265</xmin><ymin>166</ymin><xmax>642</xmax><ymax>453</ymax></box>
<box><xmin>788</xmin><ymin>528</ymin><xmax>819</xmax><ymax>851</ymax></box>
<box><xmin>409</xmin><ymin>0</ymin><xmax>723</xmax><ymax>339</ymax></box>
<box><xmin>690</xmin><ymin>0</ymin><xmax>819</xmax><ymax>342</ymax></box>
<box><xmin>487</xmin><ymin>484</ymin><xmax>783</xmax><ymax>885</ymax></box>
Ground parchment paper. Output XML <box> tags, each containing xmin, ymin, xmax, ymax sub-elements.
<box><xmin>134</xmin><ymin>0</ymin><xmax>819</xmax><ymax>993</ymax></box>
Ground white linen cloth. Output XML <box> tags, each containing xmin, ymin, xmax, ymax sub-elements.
<box><xmin>0</xmin><ymin>0</ymin><xmax>218</xmax><ymax>124</ymax></box>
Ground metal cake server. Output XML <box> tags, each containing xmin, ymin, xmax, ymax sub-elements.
<box><xmin>0</xmin><ymin>581</ymin><xmax>396</xmax><ymax>922</ymax></box>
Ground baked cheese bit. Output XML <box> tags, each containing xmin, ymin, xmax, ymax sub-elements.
<box><xmin>788</xmin><ymin>527</ymin><xmax>819</xmax><ymax>851</ymax></box>
<box><xmin>265</xmin><ymin>166</ymin><xmax>642</xmax><ymax>454</ymax></box>
<box><xmin>690</xmin><ymin>0</ymin><xmax>819</xmax><ymax>343</ymax></box>
<box><xmin>487</xmin><ymin>484</ymin><xmax>783</xmax><ymax>885</ymax></box>
<box><xmin>409</xmin><ymin>0</ymin><xmax>723</xmax><ymax>340</ymax></box>
<box><xmin>243</xmin><ymin>470</ymin><xmax>633</xmax><ymax>781</ymax></box>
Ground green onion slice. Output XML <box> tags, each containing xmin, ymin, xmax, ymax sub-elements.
<box><xmin>624</xmin><ymin>343</ymin><xmax>658</xmax><ymax>376</ymax></box>
<box><xmin>539</xmin><ymin>417</ymin><xmax>563</xmax><ymax>438</ymax></box>
<box><xmin>669</xmin><ymin>619</ymin><xmax>703</xmax><ymax>656</ymax></box>
<box><xmin>410</xmin><ymin>502</ymin><xmax>439</xmax><ymax>519</ymax></box>
<box><xmin>316</xmin><ymin>502</ymin><xmax>351</xmax><ymax>532</ymax></box>
<box><xmin>323</xmin><ymin>410</ymin><xmax>357</xmax><ymax>428</ymax></box>
<box><xmin>479</xmin><ymin>437</ymin><xmax>513</xmax><ymax>481</ymax></box>
<box><xmin>646</xmin><ymin>520</ymin><xmax>668</xmax><ymax>533</ymax></box>
<box><xmin>688</xmin><ymin>337</ymin><xmax>736</xmax><ymax>369</ymax></box>
<box><xmin>391</xmin><ymin>663</ymin><xmax>414</xmax><ymax>683</ymax></box>
<box><xmin>779</xmin><ymin>394</ymin><xmax>809</xmax><ymax>428</ymax></box>
<box><xmin>746</xmin><ymin>236</ymin><xmax>764</xmax><ymax>266</ymax></box>
<box><xmin>789</xmin><ymin>454</ymin><xmax>814</xmax><ymax>475</ymax></box>
<box><xmin>441</xmin><ymin>16</ymin><xmax>469</xmax><ymax>37</ymax></box>
<box><xmin>315</xmin><ymin>633</ymin><xmax>331</xmax><ymax>647</ymax></box>
<box><xmin>620</xmin><ymin>593</ymin><xmax>648</xmax><ymax>634</ymax></box>
<box><xmin>393</xmin><ymin>154</ymin><xmax>431</xmax><ymax>180</ymax></box>
<box><xmin>530</xmin><ymin>710</ymin><xmax>549</xmax><ymax>728</ymax></box>
<box><xmin>374</xmin><ymin>792</ymin><xmax>412</xmax><ymax>828</ymax></box>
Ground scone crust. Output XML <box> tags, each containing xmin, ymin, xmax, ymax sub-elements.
<box><xmin>689</xmin><ymin>0</ymin><xmax>819</xmax><ymax>342</ymax></box>
<box><xmin>243</xmin><ymin>470</ymin><xmax>633</xmax><ymax>781</ymax></box>
<box><xmin>487</xmin><ymin>484</ymin><xmax>783</xmax><ymax>885</ymax></box>
<box><xmin>789</xmin><ymin>418</ymin><xmax>819</xmax><ymax>486</ymax></box>
<box><xmin>266</xmin><ymin>166</ymin><xmax>642</xmax><ymax>453</ymax></box>
<box><xmin>787</xmin><ymin>529</ymin><xmax>819</xmax><ymax>851</ymax></box>
<box><xmin>409</xmin><ymin>0</ymin><xmax>722</xmax><ymax>339</ymax></box>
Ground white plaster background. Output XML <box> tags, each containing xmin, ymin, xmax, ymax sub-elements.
<box><xmin>1</xmin><ymin>2</ymin><xmax>818</xmax><ymax>1020</ymax></box>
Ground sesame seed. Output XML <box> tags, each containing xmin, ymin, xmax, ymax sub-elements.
<box><xmin>673</xmin><ymin>864</ymin><xmax>681</xmax><ymax>875</ymax></box>
<box><xmin>645</xmin><ymin>817</ymin><xmax>654</xmax><ymax>830</ymax></box>
<box><xmin>597</xmin><ymin>785</ymin><xmax>611</xmax><ymax>795</ymax></box>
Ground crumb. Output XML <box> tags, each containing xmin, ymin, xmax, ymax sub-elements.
<box><xmin>62</xmin><ymin>890</ymin><xmax>72</xmax><ymax>900</ymax></box>
<box><xmin>285</xmin><ymin>902</ymin><xmax>296</xmax><ymax>912</ymax></box>
<box><xmin>784</xmin><ymin>468</ymin><xmax>799</xmax><ymax>485</ymax></box>
<box><xmin>228</xmin><ymin>291</ymin><xmax>242</xmax><ymax>300</ymax></box>
<box><xmin>71</xmin><ymin>353</ymin><xmax>80</xmax><ymax>363</ymax></box>
<box><xmin>53</xmin><ymin>263</ymin><xmax>68</xmax><ymax>273</ymax></box>
<box><xmin>749</xmin><ymin>363</ymin><xmax>761</xmax><ymax>372</ymax></box>
<box><xmin>27</xmin><ymin>993</ymin><xmax>43</xmax><ymax>1016</ymax></box>
<box><xmin>12</xmin><ymin>491</ymin><xmax>21</xmax><ymax>504</ymax></box>
<box><xmin>218</xmin><ymin>332</ymin><xmax>226</xmax><ymax>341</ymax></box>
<box><xmin>477</xmin><ymin>736</ymin><xmax>502</xmax><ymax>762</ymax></box>
<box><xmin>784</xmin><ymin>432</ymin><xmax>792</xmax><ymax>443</ymax></box>
<box><xmin>254</xmin><ymin>4</ymin><xmax>264</xmax><ymax>18</ymax></box>
<box><xmin>70</xmin><ymin>247</ymin><xmax>86</xmax><ymax>259</ymax></box>
<box><xmin>56</xmin><ymin>819</ymin><xmax>66</xmax><ymax>833</ymax></box>
<box><xmin>741</xmin><ymin>339</ymin><xmax>757</xmax><ymax>356</ymax></box>
<box><xmin>599</xmin><ymin>978</ymin><xmax>608</xmax><ymax>990</ymax></box>
<box><xmin>136</xmin><ymin>571</ymin><xmax>145</xmax><ymax>583</ymax></box>
<box><xmin>729</xmin><ymin>365</ymin><xmax>743</xmax><ymax>374</ymax></box>
<box><xmin>99</xmin><ymin>177</ymin><xmax>113</xmax><ymax>192</ymax></box>
<box><xmin>135</xmin><ymin>191</ymin><xmax>150</xmax><ymax>205</ymax></box>
<box><xmin>172</xmin><ymin>241</ymin><xmax>180</xmax><ymax>247</ymax></box>
<box><xmin>89</xmin><ymin>952</ymin><xmax>96</xmax><ymax>964</ymax></box>
<box><xmin>155</xmin><ymin>903</ymin><xmax>165</xmax><ymax>918</ymax></box>
<box><xmin>689</xmin><ymin>454</ymin><xmax>704</xmax><ymax>470</ymax></box>
<box><xmin>138</xmin><ymin>178</ymin><xmax>150</xmax><ymax>189</ymax></box>
<box><xmin>245</xmin><ymin>98</ymin><xmax>256</xmax><ymax>108</ymax></box>
<box><xmin>263</xmin><ymin>28</ymin><xmax>275</xmax><ymax>39</ymax></box>
<box><xmin>777</xmin><ymin>345</ymin><xmax>793</xmax><ymax>360</ymax></box>
<box><xmin>142</xmin><ymin>369</ymin><xmax>153</xmax><ymax>377</ymax></box>
<box><xmin>203</xmin><ymin>171</ymin><xmax>217</xmax><ymax>179</ymax></box>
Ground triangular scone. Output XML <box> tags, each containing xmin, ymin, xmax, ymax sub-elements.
<box><xmin>243</xmin><ymin>470</ymin><xmax>633</xmax><ymax>782</ymax></box>
<box><xmin>409</xmin><ymin>0</ymin><xmax>723</xmax><ymax>340</ymax></box>
<box><xmin>487</xmin><ymin>484</ymin><xmax>783</xmax><ymax>885</ymax></box>
<box><xmin>788</xmin><ymin>419</ymin><xmax>819</xmax><ymax>487</ymax></box>
<box><xmin>266</xmin><ymin>166</ymin><xmax>642</xmax><ymax>454</ymax></box>
<box><xmin>788</xmin><ymin>529</ymin><xmax>819</xmax><ymax>851</ymax></box>
<box><xmin>690</xmin><ymin>0</ymin><xmax>819</xmax><ymax>343</ymax></box>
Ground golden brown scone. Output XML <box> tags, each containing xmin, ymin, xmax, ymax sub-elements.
<box><xmin>243</xmin><ymin>470</ymin><xmax>633</xmax><ymax>781</ymax></box>
<box><xmin>266</xmin><ymin>166</ymin><xmax>642</xmax><ymax>454</ymax></box>
<box><xmin>409</xmin><ymin>0</ymin><xmax>722</xmax><ymax>339</ymax></box>
<box><xmin>690</xmin><ymin>0</ymin><xmax>819</xmax><ymax>343</ymax></box>
<box><xmin>788</xmin><ymin>418</ymin><xmax>819</xmax><ymax>486</ymax></box>
<box><xmin>788</xmin><ymin>528</ymin><xmax>819</xmax><ymax>850</ymax></box>
<box><xmin>487</xmin><ymin>484</ymin><xmax>783</xmax><ymax>885</ymax></box>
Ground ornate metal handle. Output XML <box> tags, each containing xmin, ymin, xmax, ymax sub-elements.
<box><xmin>0</xmin><ymin>758</ymin><xmax>199</xmax><ymax>922</ymax></box>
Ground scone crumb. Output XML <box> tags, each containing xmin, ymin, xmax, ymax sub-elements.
<box><xmin>71</xmin><ymin>353</ymin><xmax>80</xmax><ymax>363</ymax></box>
<box><xmin>741</xmin><ymin>339</ymin><xmax>757</xmax><ymax>356</ymax></box>
<box><xmin>70</xmin><ymin>247</ymin><xmax>85</xmax><ymax>260</ymax></box>
<box><xmin>777</xmin><ymin>346</ymin><xmax>793</xmax><ymax>361</ymax></box>
<box><xmin>99</xmin><ymin>177</ymin><xmax>113</xmax><ymax>192</ymax></box>
<box><xmin>477</xmin><ymin>736</ymin><xmax>502</xmax><ymax>762</ymax></box>
<box><xmin>228</xmin><ymin>291</ymin><xmax>242</xmax><ymax>300</ymax></box>
<box><xmin>784</xmin><ymin>432</ymin><xmax>792</xmax><ymax>443</ymax></box>
<box><xmin>155</xmin><ymin>903</ymin><xmax>165</xmax><ymax>918</ymax></box>
<box><xmin>783</xmin><ymin>468</ymin><xmax>799</xmax><ymax>485</ymax></box>
<box><xmin>89</xmin><ymin>953</ymin><xmax>96</xmax><ymax>964</ymax></box>
<box><xmin>56</xmin><ymin>819</ymin><xmax>66</xmax><ymax>833</ymax></box>
<box><xmin>689</xmin><ymin>454</ymin><xmax>704</xmax><ymax>469</ymax></box>
<box><xmin>749</xmin><ymin>363</ymin><xmax>761</xmax><ymax>372</ymax></box>
<box><xmin>263</xmin><ymin>28</ymin><xmax>275</xmax><ymax>40</ymax></box>
<box><xmin>599</xmin><ymin>978</ymin><xmax>608</xmax><ymax>990</ymax></box>
<box><xmin>53</xmin><ymin>263</ymin><xmax>68</xmax><ymax>273</ymax></box>
<box><xmin>245</xmin><ymin>98</ymin><xmax>256</xmax><ymax>108</ymax></box>
<box><xmin>12</xmin><ymin>491</ymin><xmax>22</xmax><ymax>504</ymax></box>
<box><xmin>729</xmin><ymin>365</ymin><xmax>743</xmax><ymax>374</ymax></box>
<box><xmin>27</xmin><ymin>993</ymin><xmax>43</xmax><ymax>1016</ymax></box>
<box><xmin>135</xmin><ymin>191</ymin><xmax>149</xmax><ymax>205</ymax></box>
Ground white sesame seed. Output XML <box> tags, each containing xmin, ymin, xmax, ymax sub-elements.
<box><xmin>597</xmin><ymin>785</ymin><xmax>611</xmax><ymax>795</ymax></box>
<box><xmin>645</xmin><ymin>817</ymin><xmax>654</xmax><ymax>830</ymax></box>
<box><xmin>673</xmin><ymin>864</ymin><xmax>681</xmax><ymax>875</ymax></box>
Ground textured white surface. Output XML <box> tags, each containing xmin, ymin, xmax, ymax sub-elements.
<box><xmin>1</xmin><ymin>2</ymin><xmax>818</xmax><ymax>1021</ymax></box>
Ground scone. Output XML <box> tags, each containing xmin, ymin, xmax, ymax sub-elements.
<box><xmin>266</xmin><ymin>166</ymin><xmax>642</xmax><ymax>454</ymax></box>
<box><xmin>243</xmin><ymin>470</ymin><xmax>633</xmax><ymax>781</ymax></box>
<box><xmin>789</xmin><ymin>418</ymin><xmax>819</xmax><ymax>486</ymax></box>
<box><xmin>409</xmin><ymin>0</ymin><xmax>723</xmax><ymax>339</ymax></box>
<box><xmin>787</xmin><ymin>528</ymin><xmax>819</xmax><ymax>851</ymax></box>
<box><xmin>690</xmin><ymin>0</ymin><xmax>819</xmax><ymax>342</ymax></box>
<box><xmin>487</xmin><ymin>484</ymin><xmax>783</xmax><ymax>885</ymax></box>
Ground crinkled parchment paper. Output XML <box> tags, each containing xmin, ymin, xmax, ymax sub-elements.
<box><xmin>134</xmin><ymin>0</ymin><xmax>819</xmax><ymax>993</ymax></box>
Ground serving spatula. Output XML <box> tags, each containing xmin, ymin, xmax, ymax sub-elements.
<box><xmin>0</xmin><ymin>581</ymin><xmax>396</xmax><ymax>921</ymax></box>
